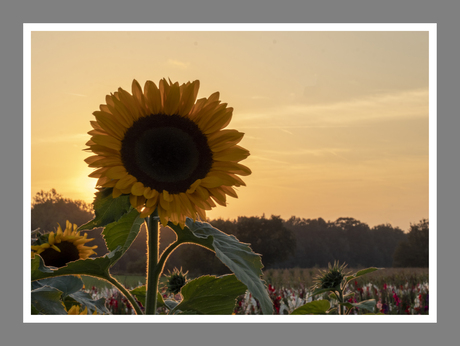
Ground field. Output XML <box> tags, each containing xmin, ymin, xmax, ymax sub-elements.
<box><xmin>263</xmin><ymin>267</ymin><xmax>429</xmax><ymax>288</ymax></box>
<box><xmin>82</xmin><ymin>267</ymin><xmax>429</xmax><ymax>315</ymax></box>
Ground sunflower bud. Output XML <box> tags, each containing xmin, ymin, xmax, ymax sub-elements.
<box><xmin>162</xmin><ymin>267</ymin><xmax>189</xmax><ymax>295</ymax></box>
<box><xmin>312</xmin><ymin>261</ymin><xmax>351</xmax><ymax>291</ymax></box>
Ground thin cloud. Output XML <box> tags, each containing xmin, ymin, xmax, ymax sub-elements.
<box><xmin>167</xmin><ymin>59</ymin><xmax>190</xmax><ymax>69</ymax></box>
<box><xmin>236</xmin><ymin>88</ymin><xmax>428</xmax><ymax>128</ymax></box>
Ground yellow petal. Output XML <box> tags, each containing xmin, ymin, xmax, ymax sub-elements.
<box><xmin>211</xmin><ymin>161</ymin><xmax>252</xmax><ymax>176</ymax></box>
<box><xmin>144</xmin><ymin>80</ymin><xmax>162</xmax><ymax>114</ymax></box>
<box><xmin>48</xmin><ymin>231</ymin><xmax>55</xmax><ymax>245</ymax></box>
<box><xmin>89</xmin><ymin>167</ymin><xmax>109</xmax><ymax>178</ymax></box>
<box><xmin>202</xmin><ymin>107</ymin><xmax>233</xmax><ymax>135</ymax></box>
<box><xmin>221</xmin><ymin>185</ymin><xmax>238</xmax><ymax>198</ymax></box>
<box><xmin>51</xmin><ymin>244</ymin><xmax>61</xmax><ymax>252</ymax></box>
<box><xmin>163</xmin><ymin>82</ymin><xmax>181</xmax><ymax>115</ymax></box>
<box><xmin>186</xmin><ymin>179</ymin><xmax>201</xmax><ymax>194</ymax></box>
<box><xmin>146</xmin><ymin>195</ymin><xmax>159</xmax><ymax>208</ymax></box>
<box><xmin>93</xmin><ymin>111</ymin><xmax>126</xmax><ymax>140</ymax></box>
<box><xmin>91</xmin><ymin>135</ymin><xmax>122</xmax><ymax>151</ymax></box>
<box><xmin>178</xmin><ymin>80</ymin><xmax>200</xmax><ymax>116</ymax></box>
<box><xmin>130</xmin><ymin>194</ymin><xmax>139</xmax><ymax>208</ymax></box>
<box><xmin>115</xmin><ymin>174</ymin><xmax>137</xmax><ymax>190</ymax></box>
<box><xmin>143</xmin><ymin>187</ymin><xmax>159</xmax><ymax>199</ymax></box>
<box><xmin>106</xmin><ymin>166</ymin><xmax>129</xmax><ymax>179</ymax></box>
<box><xmin>212</xmin><ymin>145</ymin><xmax>250</xmax><ymax>162</ymax></box>
<box><xmin>208</xmin><ymin>187</ymin><xmax>227</xmax><ymax>206</ymax></box>
<box><xmin>157</xmin><ymin>205</ymin><xmax>169</xmax><ymax>226</ymax></box>
<box><xmin>131</xmin><ymin>181</ymin><xmax>146</xmax><ymax>196</ymax></box>
<box><xmin>163</xmin><ymin>190</ymin><xmax>174</xmax><ymax>202</ymax></box>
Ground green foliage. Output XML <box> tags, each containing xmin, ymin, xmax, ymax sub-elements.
<box><xmin>79</xmin><ymin>188</ymin><xmax>132</xmax><ymax>231</ymax></box>
<box><xmin>32</xmin><ymin>276</ymin><xmax>108</xmax><ymax>314</ymax></box>
<box><xmin>35</xmin><ymin>276</ymin><xmax>83</xmax><ymax>297</ymax></box>
<box><xmin>169</xmin><ymin>219</ymin><xmax>274</xmax><ymax>315</ymax></box>
<box><xmin>171</xmin><ymin>275</ymin><xmax>247</xmax><ymax>315</ymax></box>
<box><xmin>101</xmin><ymin>208</ymin><xmax>144</xmax><ymax>264</ymax></box>
<box><xmin>393</xmin><ymin>219</ymin><xmax>429</xmax><ymax>267</ymax></box>
<box><xmin>130</xmin><ymin>285</ymin><xmax>165</xmax><ymax>309</ymax></box>
<box><xmin>290</xmin><ymin>300</ymin><xmax>330</xmax><ymax>315</ymax></box>
<box><xmin>31</xmin><ymin>286</ymin><xmax>67</xmax><ymax>315</ymax></box>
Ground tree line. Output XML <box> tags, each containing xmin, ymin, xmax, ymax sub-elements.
<box><xmin>30</xmin><ymin>190</ymin><xmax>429</xmax><ymax>276</ymax></box>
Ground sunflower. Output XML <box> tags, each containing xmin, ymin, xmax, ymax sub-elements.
<box><xmin>31</xmin><ymin>221</ymin><xmax>98</xmax><ymax>268</ymax></box>
<box><xmin>311</xmin><ymin>261</ymin><xmax>351</xmax><ymax>291</ymax></box>
<box><xmin>85</xmin><ymin>78</ymin><xmax>251</xmax><ymax>227</ymax></box>
<box><xmin>67</xmin><ymin>305</ymin><xmax>98</xmax><ymax>315</ymax></box>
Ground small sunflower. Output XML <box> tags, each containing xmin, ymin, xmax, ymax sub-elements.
<box><xmin>31</xmin><ymin>221</ymin><xmax>98</xmax><ymax>268</ymax></box>
<box><xmin>312</xmin><ymin>261</ymin><xmax>351</xmax><ymax>291</ymax></box>
<box><xmin>67</xmin><ymin>305</ymin><xmax>98</xmax><ymax>315</ymax></box>
<box><xmin>162</xmin><ymin>267</ymin><xmax>189</xmax><ymax>295</ymax></box>
<box><xmin>85</xmin><ymin>78</ymin><xmax>251</xmax><ymax>227</ymax></box>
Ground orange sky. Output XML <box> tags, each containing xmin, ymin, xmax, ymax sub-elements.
<box><xmin>29</xmin><ymin>29</ymin><xmax>430</xmax><ymax>231</ymax></box>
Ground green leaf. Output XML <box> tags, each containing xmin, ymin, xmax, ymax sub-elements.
<box><xmin>310</xmin><ymin>287</ymin><xmax>335</xmax><ymax>297</ymax></box>
<box><xmin>31</xmin><ymin>247</ymin><xmax>122</xmax><ymax>282</ymax></box>
<box><xmin>102</xmin><ymin>208</ymin><xmax>144</xmax><ymax>253</ymax></box>
<box><xmin>79</xmin><ymin>188</ymin><xmax>132</xmax><ymax>231</ymax></box>
<box><xmin>164</xmin><ymin>299</ymin><xmax>179</xmax><ymax>311</ymax></box>
<box><xmin>34</xmin><ymin>276</ymin><xmax>83</xmax><ymax>298</ymax></box>
<box><xmin>31</xmin><ymin>286</ymin><xmax>67</xmax><ymax>315</ymax></box>
<box><xmin>354</xmin><ymin>267</ymin><xmax>380</xmax><ymax>278</ymax></box>
<box><xmin>346</xmin><ymin>267</ymin><xmax>381</xmax><ymax>283</ymax></box>
<box><xmin>169</xmin><ymin>219</ymin><xmax>274</xmax><ymax>315</ymax></box>
<box><xmin>171</xmin><ymin>275</ymin><xmax>247</xmax><ymax>315</ymax></box>
<box><xmin>329</xmin><ymin>292</ymin><xmax>339</xmax><ymax>300</ymax></box>
<box><xmin>68</xmin><ymin>291</ymin><xmax>109</xmax><ymax>314</ymax></box>
<box><xmin>130</xmin><ymin>285</ymin><xmax>165</xmax><ymax>309</ymax></box>
<box><xmin>290</xmin><ymin>300</ymin><xmax>330</xmax><ymax>315</ymax></box>
<box><xmin>340</xmin><ymin>299</ymin><xmax>377</xmax><ymax>313</ymax></box>
<box><xmin>351</xmin><ymin>299</ymin><xmax>377</xmax><ymax>312</ymax></box>
<box><xmin>130</xmin><ymin>285</ymin><xmax>146</xmax><ymax>306</ymax></box>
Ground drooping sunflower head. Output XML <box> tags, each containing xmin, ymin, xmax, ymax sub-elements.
<box><xmin>312</xmin><ymin>261</ymin><xmax>351</xmax><ymax>291</ymax></box>
<box><xmin>31</xmin><ymin>220</ymin><xmax>98</xmax><ymax>268</ymax></box>
<box><xmin>85</xmin><ymin>78</ymin><xmax>251</xmax><ymax>227</ymax></box>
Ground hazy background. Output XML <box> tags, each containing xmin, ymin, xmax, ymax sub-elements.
<box><xmin>30</xmin><ymin>30</ymin><xmax>429</xmax><ymax>230</ymax></box>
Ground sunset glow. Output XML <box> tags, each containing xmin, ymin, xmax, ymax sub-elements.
<box><xmin>29</xmin><ymin>27</ymin><xmax>432</xmax><ymax>230</ymax></box>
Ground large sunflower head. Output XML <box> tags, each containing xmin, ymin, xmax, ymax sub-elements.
<box><xmin>85</xmin><ymin>78</ymin><xmax>251</xmax><ymax>227</ymax></box>
<box><xmin>31</xmin><ymin>220</ymin><xmax>98</xmax><ymax>268</ymax></box>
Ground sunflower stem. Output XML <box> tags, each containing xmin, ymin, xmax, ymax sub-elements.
<box><xmin>145</xmin><ymin>211</ymin><xmax>160</xmax><ymax>315</ymax></box>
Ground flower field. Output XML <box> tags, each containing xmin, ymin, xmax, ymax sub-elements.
<box><xmin>82</xmin><ymin>268</ymin><xmax>429</xmax><ymax>315</ymax></box>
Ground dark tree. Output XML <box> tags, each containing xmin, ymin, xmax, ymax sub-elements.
<box><xmin>231</xmin><ymin>215</ymin><xmax>296</xmax><ymax>269</ymax></box>
<box><xmin>393</xmin><ymin>219</ymin><xmax>429</xmax><ymax>267</ymax></box>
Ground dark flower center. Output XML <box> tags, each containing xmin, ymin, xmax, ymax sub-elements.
<box><xmin>39</xmin><ymin>242</ymin><xmax>81</xmax><ymax>268</ymax></box>
<box><xmin>120</xmin><ymin>114</ymin><xmax>213</xmax><ymax>194</ymax></box>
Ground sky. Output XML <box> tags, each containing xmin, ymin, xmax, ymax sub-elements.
<box><xmin>29</xmin><ymin>28</ymin><xmax>430</xmax><ymax>231</ymax></box>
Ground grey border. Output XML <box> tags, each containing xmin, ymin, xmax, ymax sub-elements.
<box><xmin>2</xmin><ymin>0</ymin><xmax>459</xmax><ymax>345</ymax></box>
